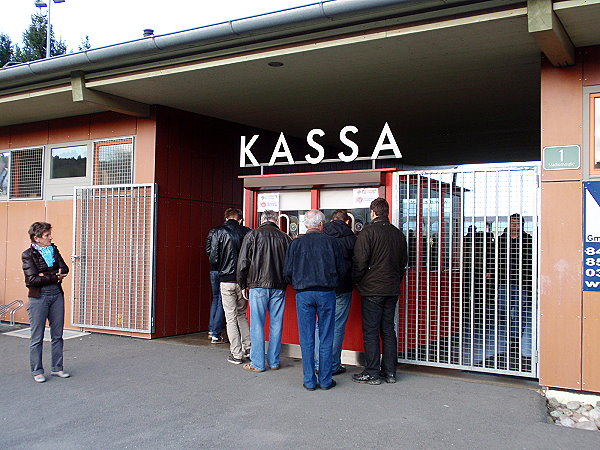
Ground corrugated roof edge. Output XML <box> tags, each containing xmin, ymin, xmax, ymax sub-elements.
<box><xmin>0</xmin><ymin>0</ymin><xmax>486</xmax><ymax>91</ymax></box>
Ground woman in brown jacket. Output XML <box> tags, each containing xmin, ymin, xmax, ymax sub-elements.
<box><xmin>22</xmin><ymin>222</ymin><xmax>70</xmax><ymax>383</ymax></box>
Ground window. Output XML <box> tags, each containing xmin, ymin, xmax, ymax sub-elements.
<box><xmin>51</xmin><ymin>145</ymin><xmax>87</xmax><ymax>178</ymax></box>
<box><xmin>93</xmin><ymin>138</ymin><xmax>134</xmax><ymax>185</ymax></box>
<box><xmin>0</xmin><ymin>152</ymin><xmax>8</xmax><ymax>199</ymax></box>
<box><xmin>9</xmin><ymin>147</ymin><xmax>43</xmax><ymax>199</ymax></box>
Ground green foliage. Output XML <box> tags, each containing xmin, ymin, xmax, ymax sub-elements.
<box><xmin>13</xmin><ymin>13</ymin><xmax>68</xmax><ymax>63</ymax></box>
<box><xmin>78</xmin><ymin>35</ymin><xmax>91</xmax><ymax>52</ymax></box>
<box><xmin>0</xmin><ymin>33</ymin><xmax>14</xmax><ymax>67</ymax></box>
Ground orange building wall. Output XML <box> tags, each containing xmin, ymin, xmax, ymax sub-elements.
<box><xmin>0</xmin><ymin>112</ymin><xmax>156</xmax><ymax>335</ymax></box>
<box><xmin>540</xmin><ymin>46</ymin><xmax>600</xmax><ymax>392</ymax></box>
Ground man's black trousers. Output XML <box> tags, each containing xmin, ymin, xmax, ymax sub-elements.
<box><xmin>361</xmin><ymin>296</ymin><xmax>398</xmax><ymax>377</ymax></box>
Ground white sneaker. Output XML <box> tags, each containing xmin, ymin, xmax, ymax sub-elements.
<box><xmin>33</xmin><ymin>374</ymin><xmax>46</xmax><ymax>383</ymax></box>
<box><xmin>50</xmin><ymin>370</ymin><xmax>70</xmax><ymax>378</ymax></box>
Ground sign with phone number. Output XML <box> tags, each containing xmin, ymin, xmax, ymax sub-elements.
<box><xmin>584</xmin><ymin>182</ymin><xmax>600</xmax><ymax>291</ymax></box>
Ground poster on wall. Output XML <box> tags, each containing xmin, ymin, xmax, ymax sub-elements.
<box><xmin>353</xmin><ymin>188</ymin><xmax>379</xmax><ymax>208</ymax></box>
<box><xmin>583</xmin><ymin>182</ymin><xmax>600</xmax><ymax>291</ymax></box>
<box><xmin>257</xmin><ymin>193</ymin><xmax>279</xmax><ymax>212</ymax></box>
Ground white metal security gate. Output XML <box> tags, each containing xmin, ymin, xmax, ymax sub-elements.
<box><xmin>392</xmin><ymin>164</ymin><xmax>539</xmax><ymax>376</ymax></box>
<box><xmin>72</xmin><ymin>184</ymin><xmax>157</xmax><ymax>333</ymax></box>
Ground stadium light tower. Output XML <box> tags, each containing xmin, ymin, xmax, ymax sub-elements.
<box><xmin>34</xmin><ymin>0</ymin><xmax>66</xmax><ymax>59</ymax></box>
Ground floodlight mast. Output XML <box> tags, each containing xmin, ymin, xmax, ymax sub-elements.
<box><xmin>35</xmin><ymin>0</ymin><xmax>65</xmax><ymax>59</ymax></box>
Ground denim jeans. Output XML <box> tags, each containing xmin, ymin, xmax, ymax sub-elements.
<box><xmin>314</xmin><ymin>291</ymin><xmax>352</xmax><ymax>372</ymax></box>
<box><xmin>208</xmin><ymin>271</ymin><xmax>225</xmax><ymax>337</ymax></box>
<box><xmin>296</xmin><ymin>290</ymin><xmax>335</xmax><ymax>389</ymax></box>
<box><xmin>27</xmin><ymin>284</ymin><xmax>65</xmax><ymax>375</ymax></box>
<box><xmin>487</xmin><ymin>284</ymin><xmax>532</xmax><ymax>359</ymax></box>
<box><xmin>249</xmin><ymin>288</ymin><xmax>286</xmax><ymax>371</ymax></box>
<box><xmin>361</xmin><ymin>296</ymin><xmax>398</xmax><ymax>378</ymax></box>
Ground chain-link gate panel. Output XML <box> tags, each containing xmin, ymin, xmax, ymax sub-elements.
<box><xmin>393</xmin><ymin>164</ymin><xmax>539</xmax><ymax>376</ymax></box>
<box><xmin>72</xmin><ymin>184</ymin><xmax>156</xmax><ymax>333</ymax></box>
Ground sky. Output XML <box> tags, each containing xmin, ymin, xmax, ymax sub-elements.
<box><xmin>1</xmin><ymin>0</ymin><xmax>315</xmax><ymax>51</ymax></box>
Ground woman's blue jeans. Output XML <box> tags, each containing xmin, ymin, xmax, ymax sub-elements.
<box><xmin>208</xmin><ymin>270</ymin><xmax>225</xmax><ymax>337</ymax></box>
<box><xmin>27</xmin><ymin>285</ymin><xmax>64</xmax><ymax>375</ymax></box>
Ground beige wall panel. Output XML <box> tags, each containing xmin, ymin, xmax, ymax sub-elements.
<box><xmin>583</xmin><ymin>47</ymin><xmax>600</xmax><ymax>87</ymax></box>
<box><xmin>9</xmin><ymin>122</ymin><xmax>49</xmax><ymax>148</ymax></box>
<box><xmin>48</xmin><ymin>116</ymin><xmax>91</xmax><ymax>144</ymax></box>
<box><xmin>90</xmin><ymin>112</ymin><xmax>137</xmax><ymax>140</ymax></box>
<box><xmin>0</xmin><ymin>126</ymin><xmax>9</xmax><ymax>149</ymax></box>
<box><xmin>134</xmin><ymin>116</ymin><xmax>156</xmax><ymax>183</ymax></box>
<box><xmin>541</xmin><ymin>57</ymin><xmax>583</xmax><ymax>182</ymax></box>
<box><xmin>45</xmin><ymin>201</ymin><xmax>75</xmax><ymax>329</ymax></box>
<box><xmin>539</xmin><ymin>181</ymin><xmax>582</xmax><ymax>390</ymax></box>
<box><xmin>583</xmin><ymin>291</ymin><xmax>600</xmax><ymax>391</ymax></box>
<box><xmin>5</xmin><ymin>202</ymin><xmax>46</xmax><ymax>324</ymax></box>
<box><xmin>0</xmin><ymin>203</ymin><xmax>7</xmax><ymax>307</ymax></box>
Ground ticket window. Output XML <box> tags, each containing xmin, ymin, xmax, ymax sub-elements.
<box><xmin>319</xmin><ymin>188</ymin><xmax>372</xmax><ymax>233</ymax></box>
<box><xmin>258</xmin><ymin>190</ymin><xmax>311</xmax><ymax>238</ymax></box>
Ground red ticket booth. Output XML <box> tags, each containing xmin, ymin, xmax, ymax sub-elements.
<box><xmin>240</xmin><ymin>168</ymin><xmax>397</xmax><ymax>354</ymax></box>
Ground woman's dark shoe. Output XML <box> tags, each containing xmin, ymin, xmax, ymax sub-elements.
<box><xmin>379</xmin><ymin>372</ymin><xmax>397</xmax><ymax>383</ymax></box>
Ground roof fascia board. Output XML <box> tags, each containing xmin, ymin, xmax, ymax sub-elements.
<box><xmin>85</xmin><ymin>5</ymin><xmax>528</xmax><ymax>89</ymax></box>
<box><xmin>0</xmin><ymin>0</ymin><xmax>523</xmax><ymax>93</ymax></box>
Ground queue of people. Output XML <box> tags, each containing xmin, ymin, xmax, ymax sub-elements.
<box><xmin>207</xmin><ymin>198</ymin><xmax>408</xmax><ymax>390</ymax></box>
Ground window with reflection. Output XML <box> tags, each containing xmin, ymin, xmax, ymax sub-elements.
<box><xmin>595</xmin><ymin>96</ymin><xmax>600</xmax><ymax>170</ymax></box>
<box><xmin>51</xmin><ymin>145</ymin><xmax>87</xmax><ymax>178</ymax></box>
<box><xmin>0</xmin><ymin>152</ymin><xmax>8</xmax><ymax>198</ymax></box>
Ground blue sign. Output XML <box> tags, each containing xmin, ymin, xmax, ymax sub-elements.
<box><xmin>584</xmin><ymin>182</ymin><xmax>600</xmax><ymax>291</ymax></box>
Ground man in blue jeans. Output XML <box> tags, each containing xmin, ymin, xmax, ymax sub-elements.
<box><xmin>315</xmin><ymin>210</ymin><xmax>357</xmax><ymax>375</ymax></box>
<box><xmin>205</xmin><ymin>227</ymin><xmax>226</xmax><ymax>343</ymax></box>
<box><xmin>284</xmin><ymin>209</ymin><xmax>346</xmax><ymax>391</ymax></box>
<box><xmin>237</xmin><ymin>210</ymin><xmax>291</xmax><ymax>372</ymax></box>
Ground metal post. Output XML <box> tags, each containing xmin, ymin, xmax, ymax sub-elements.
<box><xmin>46</xmin><ymin>0</ymin><xmax>51</xmax><ymax>58</ymax></box>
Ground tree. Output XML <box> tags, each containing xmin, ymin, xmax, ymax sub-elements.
<box><xmin>78</xmin><ymin>35</ymin><xmax>91</xmax><ymax>52</ymax></box>
<box><xmin>0</xmin><ymin>33</ymin><xmax>14</xmax><ymax>67</ymax></box>
<box><xmin>14</xmin><ymin>13</ymin><xmax>67</xmax><ymax>63</ymax></box>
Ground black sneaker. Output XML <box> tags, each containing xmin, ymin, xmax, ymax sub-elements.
<box><xmin>227</xmin><ymin>354</ymin><xmax>243</xmax><ymax>365</ymax></box>
<box><xmin>379</xmin><ymin>372</ymin><xmax>397</xmax><ymax>384</ymax></box>
<box><xmin>320</xmin><ymin>379</ymin><xmax>337</xmax><ymax>390</ymax></box>
<box><xmin>352</xmin><ymin>372</ymin><xmax>382</xmax><ymax>385</ymax></box>
<box><xmin>303</xmin><ymin>384</ymin><xmax>316</xmax><ymax>391</ymax></box>
<box><xmin>332</xmin><ymin>366</ymin><xmax>346</xmax><ymax>376</ymax></box>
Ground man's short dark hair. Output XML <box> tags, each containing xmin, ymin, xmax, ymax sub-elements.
<box><xmin>224</xmin><ymin>208</ymin><xmax>243</xmax><ymax>220</ymax></box>
<box><xmin>331</xmin><ymin>209</ymin><xmax>349</xmax><ymax>222</ymax></box>
<box><xmin>510</xmin><ymin>213</ymin><xmax>522</xmax><ymax>221</ymax></box>
<box><xmin>370</xmin><ymin>198</ymin><xmax>389</xmax><ymax>217</ymax></box>
<box><xmin>28</xmin><ymin>221</ymin><xmax>52</xmax><ymax>242</ymax></box>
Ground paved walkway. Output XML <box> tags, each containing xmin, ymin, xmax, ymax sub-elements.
<box><xmin>1</xmin><ymin>330</ymin><xmax>598</xmax><ymax>449</ymax></box>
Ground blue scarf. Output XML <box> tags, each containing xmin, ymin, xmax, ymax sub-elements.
<box><xmin>33</xmin><ymin>244</ymin><xmax>55</xmax><ymax>268</ymax></box>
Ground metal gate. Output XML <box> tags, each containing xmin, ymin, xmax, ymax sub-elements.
<box><xmin>71</xmin><ymin>184</ymin><xmax>157</xmax><ymax>333</ymax></box>
<box><xmin>392</xmin><ymin>164</ymin><xmax>539</xmax><ymax>376</ymax></box>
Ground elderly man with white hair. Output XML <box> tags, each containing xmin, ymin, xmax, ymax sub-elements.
<box><xmin>283</xmin><ymin>209</ymin><xmax>346</xmax><ymax>391</ymax></box>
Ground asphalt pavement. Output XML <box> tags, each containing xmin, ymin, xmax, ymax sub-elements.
<box><xmin>1</xmin><ymin>330</ymin><xmax>598</xmax><ymax>449</ymax></box>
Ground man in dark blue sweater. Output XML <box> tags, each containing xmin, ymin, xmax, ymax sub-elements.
<box><xmin>283</xmin><ymin>209</ymin><xmax>346</xmax><ymax>391</ymax></box>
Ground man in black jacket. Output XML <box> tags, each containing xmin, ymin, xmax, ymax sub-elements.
<box><xmin>209</xmin><ymin>208</ymin><xmax>251</xmax><ymax>365</ymax></box>
<box><xmin>283</xmin><ymin>209</ymin><xmax>346</xmax><ymax>391</ymax></box>
<box><xmin>237</xmin><ymin>210</ymin><xmax>291</xmax><ymax>373</ymax></box>
<box><xmin>352</xmin><ymin>198</ymin><xmax>407</xmax><ymax>385</ymax></box>
<box><xmin>315</xmin><ymin>209</ymin><xmax>357</xmax><ymax>376</ymax></box>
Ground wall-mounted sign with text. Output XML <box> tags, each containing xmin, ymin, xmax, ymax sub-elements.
<box><xmin>583</xmin><ymin>181</ymin><xmax>600</xmax><ymax>291</ymax></box>
<box><xmin>257</xmin><ymin>192</ymin><xmax>279</xmax><ymax>212</ymax></box>
<box><xmin>240</xmin><ymin>122</ymin><xmax>401</xmax><ymax>167</ymax></box>
<box><xmin>543</xmin><ymin>145</ymin><xmax>580</xmax><ymax>171</ymax></box>
<box><xmin>353</xmin><ymin>187</ymin><xmax>380</xmax><ymax>208</ymax></box>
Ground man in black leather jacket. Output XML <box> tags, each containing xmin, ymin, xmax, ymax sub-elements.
<box><xmin>209</xmin><ymin>208</ymin><xmax>251</xmax><ymax>365</ymax></box>
<box><xmin>237</xmin><ymin>210</ymin><xmax>291</xmax><ymax>372</ymax></box>
<box><xmin>352</xmin><ymin>198</ymin><xmax>407</xmax><ymax>385</ymax></box>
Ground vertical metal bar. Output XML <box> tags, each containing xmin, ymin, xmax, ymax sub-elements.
<box><xmin>437</xmin><ymin>176</ymin><xmax>442</xmax><ymax>363</ymax></box>
<box><xmin>404</xmin><ymin>176</ymin><xmax>410</xmax><ymax>357</ymax></box>
<box><xmin>482</xmin><ymin>170</ymin><xmax>488</xmax><ymax>370</ymax></box>
<box><xmin>494</xmin><ymin>170</ymin><xmax>500</xmax><ymax>369</ymax></box>
<box><xmin>458</xmin><ymin>171</ymin><xmax>465</xmax><ymax>366</ymax></box>
<box><xmin>105</xmin><ymin>187</ymin><xmax>110</xmax><ymax>327</ymax></box>
<box><xmin>128</xmin><ymin>187</ymin><xmax>135</xmax><ymax>330</ymax></box>
<box><xmin>71</xmin><ymin>187</ymin><xmax>78</xmax><ymax>327</ymax></box>
<box><xmin>426</xmin><ymin>175</ymin><xmax>431</xmax><ymax>362</ymax></box>
<box><xmin>505</xmin><ymin>171</ymin><xmax>512</xmax><ymax>371</ymax></box>
<box><xmin>470</xmin><ymin>171</ymin><xmax>476</xmax><ymax>368</ymax></box>
<box><xmin>415</xmin><ymin>175</ymin><xmax>421</xmax><ymax>362</ymax></box>
<box><xmin>518</xmin><ymin>170</ymin><xmax>524</xmax><ymax>373</ymax></box>
<box><xmin>448</xmin><ymin>174</ymin><xmax>453</xmax><ymax>364</ymax></box>
<box><xmin>532</xmin><ymin>167</ymin><xmax>540</xmax><ymax>375</ymax></box>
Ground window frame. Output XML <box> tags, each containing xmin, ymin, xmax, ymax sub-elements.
<box><xmin>93</xmin><ymin>136</ymin><xmax>135</xmax><ymax>186</ymax></box>
<box><xmin>8</xmin><ymin>146</ymin><xmax>45</xmax><ymax>201</ymax></box>
<box><xmin>0</xmin><ymin>150</ymin><xmax>9</xmax><ymax>201</ymax></box>
<box><xmin>44</xmin><ymin>141</ymin><xmax>93</xmax><ymax>200</ymax></box>
<box><xmin>590</xmin><ymin>93</ymin><xmax>600</xmax><ymax>177</ymax></box>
